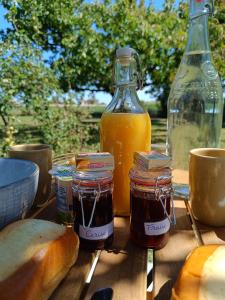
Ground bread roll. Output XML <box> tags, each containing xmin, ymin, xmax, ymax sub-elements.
<box><xmin>0</xmin><ymin>219</ymin><xmax>79</xmax><ymax>300</ymax></box>
<box><xmin>171</xmin><ymin>244</ymin><xmax>225</xmax><ymax>300</ymax></box>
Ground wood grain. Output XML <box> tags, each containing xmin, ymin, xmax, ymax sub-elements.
<box><xmin>153</xmin><ymin>170</ymin><xmax>194</xmax><ymax>300</ymax></box>
<box><xmin>27</xmin><ymin>169</ymin><xmax>202</xmax><ymax>300</ymax></box>
<box><xmin>50</xmin><ymin>250</ymin><xmax>95</xmax><ymax>300</ymax></box>
<box><xmin>173</xmin><ymin>169</ymin><xmax>225</xmax><ymax>247</ymax></box>
<box><xmin>29</xmin><ymin>197</ymin><xmax>95</xmax><ymax>300</ymax></box>
<box><xmin>154</xmin><ymin>199</ymin><xmax>198</xmax><ymax>300</ymax></box>
<box><xmin>195</xmin><ymin>221</ymin><xmax>225</xmax><ymax>246</ymax></box>
<box><xmin>172</xmin><ymin>169</ymin><xmax>189</xmax><ymax>185</ymax></box>
<box><xmin>84</xmin><ymin>218</ymin><xmax>147</xmax><ymax>300</ymax></box>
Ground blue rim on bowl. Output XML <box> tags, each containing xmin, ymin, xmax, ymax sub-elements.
<box><xmin>0</xmin><ymin>158</ymin><xmax>39</xmax><ymax>229</ymax></box>
<box><xmin>0</xmin><ymin>158</ymin><xmax>39</xmax><ymax>189</ymax></box>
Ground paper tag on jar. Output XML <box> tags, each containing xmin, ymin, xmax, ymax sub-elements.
<box><xmin>144</xmin><ymin>219</ymin><xmax>170</xmax><ymax>236</ymax></box>
<box><xmin>79</xmin><ymin>221</ymin><xmax>113</xmax><ymax>240</ymax></box>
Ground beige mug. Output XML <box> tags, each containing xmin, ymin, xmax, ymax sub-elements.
<box><xmin>189</xmin><ymin>148</ymin><xmax>225</xmax><ymax>227</ymax></box>
<box><xmin>8</xmin><ymin>144</ymin><xmax>52</xmax><ymax>207</ymax></box>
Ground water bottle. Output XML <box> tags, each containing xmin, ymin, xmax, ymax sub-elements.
<box><xmin>167</xmin><ymin>0</ymin><xmax>224</xmax><ymax>170</ymax></box>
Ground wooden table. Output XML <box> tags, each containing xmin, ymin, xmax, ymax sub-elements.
<box><xmin>29</xmin><ymin>169</ymin><xmax>225</xmax><ymax>300</ymax></box>
<box><xmin>30</xmin><ymin>200</ymin><xmax>146</xmax><ymax>300</ymax></box>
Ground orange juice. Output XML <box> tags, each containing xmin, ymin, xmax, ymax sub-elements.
<box><xmin>100</xmin><ymin>112</ymin><xmax>151</xmax><ymax>216</ymax></box>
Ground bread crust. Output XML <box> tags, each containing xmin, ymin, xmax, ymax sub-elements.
<box><xmin>171</xmin><ymin>245</ymin><xmax>219</xmax><ymax>300</ymax></box>
<box><xmin>0</xmin><ymin>221</ymin><xmax>79</xmax><ymax>300</ymax></box>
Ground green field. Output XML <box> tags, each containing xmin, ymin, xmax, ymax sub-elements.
<box><xmin>1</xmin><ymin>103</ymin><xmax>225</xmax><ymax>156</ymax></box>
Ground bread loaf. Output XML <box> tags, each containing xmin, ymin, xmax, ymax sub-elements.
<box><xmin>0</xmin><ymin>219</ymin><xmax>79</xmax><ymax>300</ymax></box>
<box><xmin>171</xmin><ymin>244</ymin><xmax>225</xmax><ymax>300</ymax></box>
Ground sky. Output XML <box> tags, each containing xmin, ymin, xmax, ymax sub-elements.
<box><xmin>0</xmin><ymin>0</ymin><xmax>181</xmax><ymax>104</ymax></box>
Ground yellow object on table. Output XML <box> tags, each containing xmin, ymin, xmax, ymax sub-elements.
<box><xmin>100</xmin><ymin>112</ymin><xmax>151</xmax><ymax>216</ymax></box>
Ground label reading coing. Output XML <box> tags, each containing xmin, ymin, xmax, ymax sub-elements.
<box><xmin>79</xmin><ymin>221</ymin><xmax>113</xmax><ymax>240</ymax></box>
<box><xmin>144</xmin><ymin>219</ymin><xmax>170</xmax><ymax>236</ymax></box>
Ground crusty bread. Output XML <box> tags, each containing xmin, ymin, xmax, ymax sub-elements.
<box><xmin>171</xmin><ymin>244</ymin><xmax>225</xmax><ymax>300</ymax></box>
<box><xmin>0</xmin><ymin>219</ymin><xmax>79</xmax><ymax>300</ymax></box>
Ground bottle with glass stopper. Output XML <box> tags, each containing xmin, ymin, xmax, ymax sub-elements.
<box><xmin>100</xmin><ymin>47</ymin><xmax>151</xmax><ymax>216</ymax></box>
<box><xmin>167</xmin><ymin>0</ymin><xmax>224</xmax><ymax>171</ymax></box>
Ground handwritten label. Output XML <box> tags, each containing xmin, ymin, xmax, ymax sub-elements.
<box><xmin>79</xmin><ymin>221</ymin><xmax>113</xmax><ymax>240</ymax></box>
<box><xmin>144</xmin><ymin>219</ymin><xmax>170</xmax><ymax>236</ymax></box>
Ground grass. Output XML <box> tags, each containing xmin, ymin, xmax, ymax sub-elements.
<box><xmin>1</xmin><ymin>103</ymin><xmax>225</xmax><ymax>155</ymax></box>
<box><xmin>151</xmin><ymin>118</ymin><xmax>167</xmax><ymax>145</ymax></box>
<box><xmin>151</xmin><ymin>118</ymin><xmax>225</xmax><ymax>151</ymax></box>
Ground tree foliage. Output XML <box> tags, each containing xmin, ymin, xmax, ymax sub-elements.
<box><xmin>0</xmin><ymin>33</ymin><xmax>58</xmax><ymax>152</ymax></box>
<box><xmin>2</xmin><ymin>0</ymin><xmax>224</xmax><ymax>95</ymax></box>
<box><xmin>0</xmin><ymin>33</ymin><xmax>96</xmax><ymax>155</ymax></box>
<box><xmin>0</xmin><ymin>0</ymin><xmax>224</xmax><ymax>154</ymax></box>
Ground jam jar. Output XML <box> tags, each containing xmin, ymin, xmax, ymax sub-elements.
<box><xmin>73</xmin><ymin>170</ymin><xmax>113</xmax><ymax>250</ymax></box>
<box><xmin>129</xmin><ymin>166</ymin><xmax>174</xmax><ymax>249</ymax></box>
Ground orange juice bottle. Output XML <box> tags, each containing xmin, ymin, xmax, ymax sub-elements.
<box><xmin>100</xmin><ymin>48</ymin><xmax>151</xmax><ymax>216</ymax></box>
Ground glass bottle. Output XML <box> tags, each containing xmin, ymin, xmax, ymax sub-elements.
<box><xmin>100</xmin><ymin>48</ymin><xmax>151</xmax><ymax>216</ymax></box>
<box><xmin>167</xmin><ymin>0</ymin><xmax>224</xmax><ymax>170</ymax></box>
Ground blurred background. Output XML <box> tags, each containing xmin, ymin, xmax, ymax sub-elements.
<box><xmin>0</xmin><ymin>0</ymin><xmax>224</xmax><ymax>156</ymax></box>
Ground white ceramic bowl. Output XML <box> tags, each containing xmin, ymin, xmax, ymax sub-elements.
<box><xmin>0</xmin><ymin>158</ymin><xmax>39</xmax><ymax>229</ymax></box>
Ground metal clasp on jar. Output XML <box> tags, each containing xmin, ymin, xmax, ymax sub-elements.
<box><xmin>76</xmin><ymin>182</ymin><xmax>102</xmax><ymax>229</ymax></box>
<box><xmin>154</xmin><ymin>175</ymin><xmax>176</xmax><ymax>226</ymax></box>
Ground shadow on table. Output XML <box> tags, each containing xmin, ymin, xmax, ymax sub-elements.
<box><xmin>173</xmin><ymin>206</ymin><xmax>193</xmax><ymax>230</ymax></box>
<box><xmin>82</xmin><ymin>217</ymin><xmax>147</xmax><ymax>300</ymax></box>
<box><xmin>197</xmin><ymin>223</ymin><xmax>225</xmax><ymax>243</ymax></box>
<box><xmin>154</xmin><ymin>279</ymin><xmax>173</xmax><ymax>300</ymax></box>
<box><xmin>190</xmin><ymin>215</ymin><xmax>225</xmax><ymax>243</ymax></box>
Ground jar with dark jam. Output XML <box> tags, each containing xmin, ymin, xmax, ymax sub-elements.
<box><xmin>73</xmin><ymin>171</ymin><xmax>113</xmax><ymax>250</ymax></box>
<box><xmin>129</xmin><ymin>166</ymin><xmax>174</xmax><ymax>249</ymax></box>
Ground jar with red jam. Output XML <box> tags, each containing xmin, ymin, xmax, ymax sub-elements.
<box><xmin>73</xmin><ymin>170</ymin><xmax>113</xmax><ymax>250</ymax></box>
<box><xmin>129</xmin><ymin>166</ymin><xmax>174</xmax><ymax>249</ymax></box>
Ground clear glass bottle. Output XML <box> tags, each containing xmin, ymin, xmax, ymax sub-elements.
<box><xmin>100</xmin><ymin>48</ymin><xmax>151</xmax><ymax>216</ymax></box>
<box><xmin>167</xmin><ymin>0</ymin><xmax>224</xmax><ymax>170</ymax></box>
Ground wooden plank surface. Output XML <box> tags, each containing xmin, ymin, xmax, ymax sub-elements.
<box><xmin>28</xmin><ymin>169</ymin><xmax>203</xmax><ymax>300</ymax></box>
<box><xmin>84</xmin><ymin>218</ymin><xmax>147</xmax><ymax>300</ymax></box>
<box><xmin>172</xmin><ymin>169</ymin><xmax>189</xmax><ymax>185</ymax></box>
<box><xmin>50</xmin><ymin>250</ymin><xmax>95</xmax><ymax>300</ymax></box>
<box><xmin>194</xmin><ymin>219</ymin><xmax>225</xmax><ymax>245</ymax></box>
<box><xmin>30</xmin><ymin>201</ymin><xmax>147</xmax><ymax>300</ymax></box>
<box><xmin>154</xmin><ymin>199</ymin><xmax>198</xmax><ymax>300</ymax></box>
<box><xmin>173</xmin><ymin>169</ymin><xmax>225</xmax><ymax>246</ymax></box>
<box><xmin>29</xmin><ymin>198</ymin><xmax>95</xmax><ymax>300</ymax></box>
<box><xmin>154</xmin><ymin>169</ymin><xmax>195</xmax><ymax>300</ymax></box>
<box><xmin>154</xmin><ymin>168</ymin><xmax>225</xmax><ymax>299</ymax></box>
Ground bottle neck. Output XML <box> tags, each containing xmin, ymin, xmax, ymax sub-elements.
<box><xmin>185</xmin><ymin>0</ymin><xmax>211</xmax><ymax>53</ymax></box>
<box><xmin>114</xmin><ymin>85</ymin><xmax>138</xmax><ymax>101</ymax></box>
<box><xmin>105</xmin><ymin>54</ymin><xmax>145</xmax><ymax>113</ymax></box>
<box><xmin>106</xmin><ymin>61</ymin><xmax>144</xmax><ymax>113</ymax></box>
<box><xmin>112</xmin><ymin>84</ymin><xmax>143</xmax><ymax>113</ymax></box>
<box><xmin>115</xmin><ymin>62</ymin><xmax>137</xmax><ymax>89</ymax></box>
<box><xmin>115</xmin><ymin>85</ymin><xmax>137</xmax><ymax>93</ymax></box>
<box><xmin>114</xmin><ymin>63</ymin><xmax>140</xmax><ymax>109</ymax></box>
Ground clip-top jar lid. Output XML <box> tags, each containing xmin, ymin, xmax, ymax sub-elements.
<box><xmin>129</xmin><ymin>166</ymin><xmax>171</xmax><ymax>187</ymax></box>
<box><xmin>73</xmin><ymin>170</ymin><xmax>113</xmax><ymax>187</ymax></box>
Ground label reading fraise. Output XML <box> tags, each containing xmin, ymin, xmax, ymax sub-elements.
<box><xmin>144</xmin><ymin>219</ymin><xmax>170</xmax><ymax>236</ymax></box>
<box><xmin>79</xmin><ymin>221</ymin><xmax>113</xmax><ymax>240</ymax></box>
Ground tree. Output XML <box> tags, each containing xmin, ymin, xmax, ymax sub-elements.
<box><xmin>0</xmin><ymin>0</ymin><xmax>224</xmax><ymax>116</ymax></box>
<box><xmin>0</xmin><ymin>33</ymin><xmax>58</xmax><ymax>152</ymax></box>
